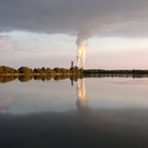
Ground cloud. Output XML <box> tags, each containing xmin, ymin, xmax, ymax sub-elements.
<box><xmin>0</xmin><ymin>0</ymin><xmax>148</xmax><ymax>38</ymax></box>
<box><xmin>0</xmin><ymin>33</ymin><xmax>12</xmax><ymax>48</ymax></box>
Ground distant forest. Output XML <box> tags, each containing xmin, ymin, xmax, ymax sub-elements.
<box><xmin>0</xmin><ymin>66</ymin><xmax>82</xmax><ymax>75</ymax></box>
<box><xmin>1</xmin><ymin>65</ymin><xmax>148</xmax><ymax>77</ymax></box>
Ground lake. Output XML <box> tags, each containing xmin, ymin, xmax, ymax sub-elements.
<box><xmin>0</xmin><ymin>77</ymin><xmax>148</xmax><ymax>148</ymax></box>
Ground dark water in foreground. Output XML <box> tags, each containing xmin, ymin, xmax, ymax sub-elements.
<box><xmin>0</xmin><ymin>78</ymin><xmax>148</xmax><ymax>148</ymax></box>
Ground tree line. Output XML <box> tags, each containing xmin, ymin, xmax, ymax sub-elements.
<box><xmin>84</xmin><ymin>69</ymin><xmax>148</xmax><ymax>75</ymax></box>
<box><xmin>1</xmin><ymin>65</ymin><xmax>148</xmax><ymax>76</ymax></box>
<box><xmin>0</xmin><ymin>66</ymin><xmax>82</xmax><ymax>75</ymax></box>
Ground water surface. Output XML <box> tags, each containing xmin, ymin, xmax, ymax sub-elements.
<box><xmin>0</xmin><ymin>77</ymin><xmax>148</xmax><ymax>148</ymax></box>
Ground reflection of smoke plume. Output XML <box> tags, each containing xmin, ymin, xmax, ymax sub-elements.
<box><xmin>76</xmin><ymin>79</ymin><xmax>91</xmax><ymax>115</ymax></box>
<box><xmin>76</xmin><ymin>31</ymin><xmax>91</xmax><ymax>68</ymax></box>
<box><xmin>77</xmin><ymin>79</ymin><xmax>86</xmax><ymax>105</ymax></box>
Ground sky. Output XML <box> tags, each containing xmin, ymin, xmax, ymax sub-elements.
<box><xmin>0</xmin><ymin>0</ymin><xmax>148</xmax><ymax>69</ymax></box>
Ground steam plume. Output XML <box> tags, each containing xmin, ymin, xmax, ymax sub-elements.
<box><xmin>76</xmin><ymin>31</ymin><xmax>92</xmax><ymax>68</ymax></box>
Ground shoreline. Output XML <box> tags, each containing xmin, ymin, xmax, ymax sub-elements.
<box><xmin>1</xmin><ymin>69</ymin><xmax>148</xmax><ymax>76</ymax></box>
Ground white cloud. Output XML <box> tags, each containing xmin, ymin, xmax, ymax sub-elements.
<box><xmin>0</xmin><ymin>33</ymin><xmax>12</xmax><ymax>49</ymax></box>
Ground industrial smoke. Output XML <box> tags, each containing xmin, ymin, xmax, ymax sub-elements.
<box><xmin>76</xmin><ymin>31</ymin><xmax>91</xmax><ymax>68</ymax></box>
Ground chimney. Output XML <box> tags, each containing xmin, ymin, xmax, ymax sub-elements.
<box><xmin>71</xmin><ymin>61</ymin><xmax>74</xmax><ymax>69</ymax></box>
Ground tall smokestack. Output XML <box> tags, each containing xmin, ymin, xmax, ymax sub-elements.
<box><xmin>71</xmin><ymin>61</ymin><xmax>74</xmax><ymax>69</ymax></box>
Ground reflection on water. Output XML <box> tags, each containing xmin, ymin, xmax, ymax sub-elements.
<box><xmin>1</xmin><ymin>74</ymin><xmax>148</xmax><ymax>84</ymax></box>
<box><xmin>76</xmin><ymin>79</ymin><xmax>86</xmax><ymax>107</ymax></box>
<box><xmin>76</xmin><ymin>79</ymin><xmax>91</xmax><ymax>115</ymax></box>
<box><xmin>1</xmin><ymin>78</ymin><xmax>148</xmax><ymax>147</ymax></box>
<box><xmin>0</xmin><ymin>96</ymin><xmax>12</xmax><ymax>113</ymax></box>
<box><xmin>1</xmin><ymin>77</ymin><xmax>148</xmax><ymax>113</ymax></box>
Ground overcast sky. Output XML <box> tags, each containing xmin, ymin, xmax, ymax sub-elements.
<box><xmin>0</xmin><ymin>0</ymin><xmax>148</xmax><ymax>69</ymax></box>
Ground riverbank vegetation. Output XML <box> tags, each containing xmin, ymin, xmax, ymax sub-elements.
<box><xmin>1</xmin><ymin>65</ymin><xmax>148</xmax><ymax>75</ymax></box>
<box><xmin>0</xmin><ymin>66</ymin><xmax>82</xmax><ymax>76</ymax></box>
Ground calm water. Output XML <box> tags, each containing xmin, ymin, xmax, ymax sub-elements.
<box><xmin>1</xmin><ymin>77</ymin><xmax>148</xmax><ymax>148</ymax></box>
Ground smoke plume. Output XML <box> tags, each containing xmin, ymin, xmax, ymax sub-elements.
<box><xmin>76</xmin><ymin>31</ymin><xmax>92</xmax><ymax>68</ymax></box>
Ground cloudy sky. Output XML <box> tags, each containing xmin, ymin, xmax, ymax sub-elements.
<box><xmin>0</xmin><ymin>0</ymin><xmax>148</xmax><ymax>69</ymax></box>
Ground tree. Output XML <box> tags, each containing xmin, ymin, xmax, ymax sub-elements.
<box><xmin>41</xmin><ymin>67</ymin><xmax>46</xmax><ymax>73</ymax></box>
<box><xmin>18</xmin><ymin>67</ymin><xmax>32</xmax><ymax>74</ymax></box>
<box><xmin>47</xmin><ymin>68</ymin><xmax>52</xmax><ymax>73</ymax></box>
<box><xmin>53</xmin><ymin>67</ymin><xmax>61</xmax><ymax>73</ymax></box>
<box><xmin>0</xmin><ymin>66</ymin><xmax>17</xmax><ymax>74</ymax></box>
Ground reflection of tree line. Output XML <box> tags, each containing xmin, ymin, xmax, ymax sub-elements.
<box><xmin>1</xmin><ymin>73</ymin><xmax>148</xmax><ymax>84</ymax></box>
<box><xmin>0</xmin><ymin>76</ymin><xmax>18</xmax><ymax>83</ymax></box>
<box><xmin>1</xmin><ymin>74</ymin><xmax>148</xmax><ymax>84</ymax></box>
<box><xmin>0</xmin><ymin>75</ymin><xmax>82</xmax><ymax>83</ymax></box>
